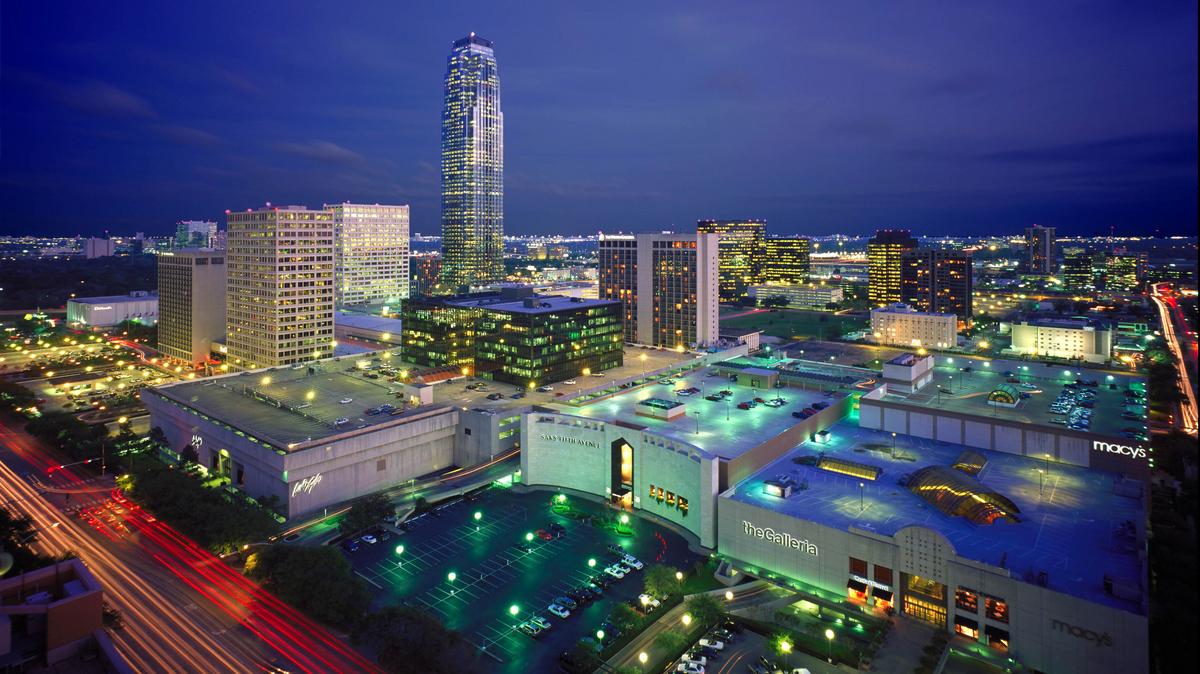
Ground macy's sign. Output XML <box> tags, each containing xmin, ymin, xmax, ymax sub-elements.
<box><xmin>1091</xmin><ymin>440</ymin><xmax>1147</xmax><ymax>461</ymax></box>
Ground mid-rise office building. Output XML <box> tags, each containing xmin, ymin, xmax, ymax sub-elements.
<box><xmin>175</xmin><ymin>220</ymin><xmax>218</xmax><ymax>249</ymax></box>
<box><xmin>225</xmin><ymin>205</ymin><xmax>335</xmax><ymax>369</ymax></box>
<box><xmin>441</xmin><ymin>33</ymin><xmax>504</xmax><ymax>289</ymax></box>
<box><xmin>328</xmin><ymin>202</ymin><xmax>410</xmax><ymax>308</ymax></box>
<box><xmin>761</xmin><ymin>237</ymin><xmax>811</xmax><ymax>285</ymax></box>
<box><xmin>83</xmin><ymin>237</ymin><xmax>115</xmax><ymax>258</ymax></box>
<box><xmin>1062</xmin><ymin>247</ymin><xmax>1105</xmax><ymax>292</ymax></box>
<box><xmin>1009</xmin><ymin>317</ymin><xmax>1112</xmax><ymax>363</ymax></box>
<box><xmin>157</xmin><ymin>250</ymin><xmax>226</xmax><ymax>365</ymax></box>
<box><xmin>598</xmin><ymin>232</ymin><xmax>719</xmax><ymax>349</ymax></box>
<box><xmin>870</xmin><ymin>303</ymin><xmax>957</xmax><ymax>349</ymax></box>
<box><xmin>696</xmin><ymin>219</ymin><xmax>766</xmax><ymax>301</ymax></box>
<box><xmin>867</xmin><ymin>230</ymin><xmax>918</xmax><ymax>306</ymax></box>
<box><xmin>66</xmin><ymin>291</ymin><xmax>157</xmax><ymax>327</ymax></box>
<box><xmin>900</xmin><ymin>249</ymin><xmax>973</xmax><ymax>320</ymax></box>
<box><xmin>1023</xmin><ymin>224</ymin><xmax>1056</xmax><ymax>275</ymax></box>
<box><xmin>527</xmin><ymin>243</ymin><xmax>569</xmax><ymax>260</ymax></box>
<box><xmin>747</xmin><ymin>283</ymin><xmax>843</xmax><ymax>309</ymax></box>
<box><xmin>1105</xmin><ymin>254</ymin><xmax>1147</xmax><ymax>293</ymax></box>
<box><xmin>410</xmin><ymin>252</ymin><xmax>443</xmax><ymax>297</ymax></box>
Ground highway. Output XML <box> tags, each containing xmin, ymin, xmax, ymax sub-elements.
<box><xmin>0</xmin><ymin>417</ymin><xmax>381</xmax><ymax>673</ymax></box>
<box><xmin>1150</xmin><ymin>285</ymin><xmax>1198</xmax><ymax>436</ymax></box>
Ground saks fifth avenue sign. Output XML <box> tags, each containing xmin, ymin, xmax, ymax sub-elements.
<box><xmin>1091</xmin><ymin>440</ymin><xmax>1147</xmax><ymax>461</ymax></box>
<box><xmin>291</xmin><ymin>473</ymin><xmax>323</xmax><ymax>498</ymax></box>
<box><xmin>539</xmin><ymin>434</ymin><xmax>601</xmax><ymax>449</ymax></box>
<box><xmin>743</xmin><ymin>521</ymin><xmax>818</xmax><ymax>557</ymax></box>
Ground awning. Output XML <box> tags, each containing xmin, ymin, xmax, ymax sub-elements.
<box><xmin>847</xmin><ymin>579</ymin><xmax>868</xmax><ymax>593</ymax></box>
<box><xmin>874</xmin><ymin>588</ymin><xmax>893</xmax><ymax>602</ymax></box>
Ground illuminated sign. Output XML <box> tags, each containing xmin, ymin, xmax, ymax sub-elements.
<box><xmin>91</xmin><ymin>305</ymin><xmax>114</xmax><ymax>311</ymax></box>
<box><xmin>190</xmin><ymin>434</ymin><xmax>203</xmax><ymax>449</ymax></box>
<box><xmin>291</xmin><ymin>473</ymin><xmax>323</xmax><ymax>498</ymax></box>
<box><xmin>742</xmin><ymin>520</ymin><xmax>818</xmax><ymax>557</ymax></box>
<box><xmin>538</xmin><ymin>434</ymin><xmax>601</xmax><ymax>449</ymax></box>
<box><xmin>851</xmin><ymin>574</ymin><xmax>891</xmax><ymax>592</ymax></box>
<box><xmin>1091</xmin><ymin>440</ymin><xmax>1147</xmax><ymax>461</ymax></box>
<box><xmin>1051</xmin><ymin>619</ymin><xmax>1112</xmax><ymax>647</ymax></box>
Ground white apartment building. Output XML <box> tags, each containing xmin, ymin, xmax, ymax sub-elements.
<box><xmin>328</xmin><ymin>203</ymin><xmax>410</xmax><ymax>308</ymax></box>
<box><xmin>748</xmin><ymin>283</ymin><xmax>843</xmax><ymax>309</ymax></box>
<box><xmin>66</xmin><ymin>291</ymin><xmax>157</xmax><ymax>327</ymax></box>
<box><xmin>870</xmin><ymin>303</ymin><xmax>957</xmax><ymax>349</ymax></box>
<box><xmin>157</xmin><ymin>250</ymin><xmax>227</xmax><ymax>364</ymax></box>
<box><xmin>598</xmin><ymin>232</ymin><xmax>719</xmax><ymax>349</ymax></box>
<box><xmin>225</xmin><ymin>205</ymin><xmax>335</xmax><ymax>369</ymax></box>
<box><xmin>1009</xmin><ymin>318</ymin><xmax>1112</xmax><ymax>363</ymax></box>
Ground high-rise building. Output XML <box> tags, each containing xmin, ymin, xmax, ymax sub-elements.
<box><xmin>598</xmin><ymin>232</ymin><xmax>719</xmax><ymax>349</ymax></box>
<box><xmin>761</xmin><ymin>237</ymin><xmax>811</xmax><ymax>285</ymax></box>
<box><xmin>1105</xmin><ymin>253</ymin><xmax>1147</xmax><ymax>293</ymax></box>
<box><xmin>900</xmin><ymin>249</ymin><xmax>973</xmax><ymax>320</ymax></box>
<box><xmin>1062</xmin><ymin>247</ymin><xmax>1105</xmax><ymax>292</ymax></box>
<box><xmin>441</xmin><ymin>33</ymin><xmax>504</xmax><ymax>289</ymax></box>
<box><xmin>327</xmin><ymin>203</ymin><xmax>410</xmax><ymax>308</ymax></box>
<box><xmin>1023</xmin><ymin>224</ymin><xmax>1056</xmax><ymax>275</ymax></box>
<box><xmin>866</xmin><ymin>230</ymin><xmax>917</xmax><ymax>306</ymax></box>
<box><xmin>410</xmin><ymin>252</ymin><xmax>443</xmax><ymax>297</ymax></box>
<box><xmin>696</xmin><ymin>219</ymin><xmax>765</xmax><ymax>301</ymax></box>
<box><xmin>157</xmin><ymin>250</ymin><xmax>227</xmax><ymax>365</ymax></box>
<box><xmin>175</xmin><ymin>220</ymin><xmax>218</xmax><ymax>249</ymax></box>
<box><xmin>225</xmin><ymin>205</ymin><xmax>335</xmax><ymax>369</ymax></box>
<box><xmin>83</xmin><ymin>237</ymin><xmax>115</xmax><ymax>258</ymax></box>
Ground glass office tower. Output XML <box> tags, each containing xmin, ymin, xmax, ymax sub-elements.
<box><xmin>867</xmin><ymin>229</ymin><xmax>918</xmax><ymax>307</ymax></box>
<box><xmin>696</xmin><ymin>219</ymin><xmax>766</xmax><ymax>302</ymax></box>
<box><xmin>441</xmin><ymin>33</ymin><xmax>504</xmax><ymax>289</ymax></box>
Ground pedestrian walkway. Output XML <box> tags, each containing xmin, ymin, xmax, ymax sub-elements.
<box><xmin>869</xmin><ymin>616</ymin><xmax>936</xmax><ymax>673</ymax></box>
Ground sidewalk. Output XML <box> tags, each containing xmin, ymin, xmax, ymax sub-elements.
<box><xmin>869</xmin><ymin>616</ymin><xmax>936</xmax><ymax>673</ymax></box>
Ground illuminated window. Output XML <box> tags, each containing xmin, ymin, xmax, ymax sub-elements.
<box><xmin>984</xmin><ymin>595</ymin><xmax>1008</xmax><ymax>623</ymax></box>
<box><xmin>955</xmin><ymin>587</ymin><xmax>978</xmax><ymax>612</ymax></box>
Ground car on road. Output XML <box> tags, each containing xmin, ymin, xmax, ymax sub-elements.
<box><xmin>360</xmin><ymin>534</ymin><xmax>378</xmax><ymax>545</ymax></box>
<box><xmin>547</xmin><ymin>603</ymin><xmax>571</xmax><ymax>619</ymax></box>
<box><xmin>487</xmin><ymin>393</ymin><xmax>504</xmax><ymax>400</ymax></box>
<box><xmin>339</xmin><ymin>397</ymin><xmax>353</xmax><ymax>404</ymax></box>
<box><xmin>563</xmin><ymin>379</ymin><xmax>576</xmax><ymax>385</ymax></box>
<box><xmin>510</xmin><ymin>392</ymin><xmax>526</xmax><ymax>399</ymax></box>
<box><xmin>536</xmin><ymin>385</ymin><xmax>554</xmax><ymax>393</ymax></box>
<box><xmin>334</xmin><ymin>417</ymin><xmax>350</xmax><ymax>425</ymax></box>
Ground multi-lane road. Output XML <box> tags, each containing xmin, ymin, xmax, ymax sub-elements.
<box><xmin>1151</xmin><ymin>284</ymin><xmax>1198</xmax><ymax>436</ymax></box>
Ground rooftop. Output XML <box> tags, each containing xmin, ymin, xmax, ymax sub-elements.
<box><xmin>871</xmin><ymin>303</ymin><xmax>955</xmax><ymax>318</ymax></box>
<box><xmin>725</xmin><ymin>421</ymin><xmax>1146</xmax><ymax>612</ymax></box>
<box><xmin>68</xmin><ymin>292</ymin><xmax>156</xmax><ymax>304</ymax></box>
<box><xmin>335</xmin><ymin>311</ymin><xmax>404</xmax><ymax>333</ymax></box>
<box><xmin>443</xmin><ymin>293</ymin><xmax>617</xmax><ymax>315</ymax></box>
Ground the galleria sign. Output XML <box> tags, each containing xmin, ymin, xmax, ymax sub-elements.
<box><xmin>743</xmin><ymin>520</ymin><xmax>818</xmax><ymax>557</ymax></box>
<box><xmin>291</xmin><ymin>473</ymin><xmax>323</xmax><ymax>498</ymax></box>
<box><xmin>1052</xmin><ymin>619</ymin><xmax>1113</xmax><ymax>647</ymax></box>
<box><xmin>1091</xmin><ymin>440</ymin><xmax>1147</xmax><ymax>461</ymax></box>
<box><xmin>539</xmin><ymin>434</ymin><xmax>601</xmax><ymax>449</ymax></box>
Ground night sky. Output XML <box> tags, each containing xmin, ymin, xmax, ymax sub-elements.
<box><xmin>1</xmin><ymin>1</ymin><xmax>1196</xmax><ymax>237</ymax></box>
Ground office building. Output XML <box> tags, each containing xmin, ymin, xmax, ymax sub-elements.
<box><xmin>66</xmin><ymin>291</ymin><xmax>157</xmax><ymax>327</ymax></box>
<box><xmin>83</xmin><ymin>237</ymin><xmax>115</xmax><ymax>258</ymax></box>
<box><xmin>900</xmin><ymin>249</ymin><xmax>974</xmax><ymax>320</ymax></box>
<box><xmin>1023</xmin><ymin>224</ymin><xmax>1056</xmax><ymax>275</ymax></box>
<box><xmin>175</xmin><ymin>220</ymin><xmax>218</xmax><ymax>249</ymax></box>
<box><xmin>157</xmin><ymin>250</ymin><xmax>227</xmax><ymax>365</ymax></box>
<box><xmin>598</xmin><ymin>232</ymin><xmax>719</xmax><ymax>348</ymax></box>
<box><xmin>410</xmin><ymin>253</ymin><xmax>443</xmax><ymax>297</ymax></box>
<box><xmin>0</xmin><ymin>560</ymin><xmax>105</xmax><ymax>666</ymax></box>
<box><xmin>761</xmin><ymin>237</ymin><xmax>811</xmax><ymax>285</ymax></box>
<box><xmin>1104</xmin><ymin>254</ymin><xmax>1147</xmax><ymax>293</ymax></box>
<box><xmin>867</xmin><ymin>230</ymin><xmax>918</xmax><ymax>306</ymax></box>
<box><xmin>870</xmin><ymin>303</ymin><xmax>957</xmax><ymax>349</ymax></box>
<box><xmin>1062</xmin><ymin>248</ymin><xmax>1105</xmax><ymax>292</ymax></box>
<box><xmin>1009</xmin><ymin>317</ymin><xmax>1113</xmax><ymax>363</ymax></box>
<box><xmin>225</xmin><ymin>205</ymin><xmax>335</xmax><ymax>369</ymax></box>
<box><xmin>401</xmin><ymin>289</ymin><xmax>622</xmax><ymax>385</ymax></box>
<box><xmin>696</xmin><ymin>219</ymin><xmax>766</xmax><ymax>301</ymax></box>
<box><xmin>328</xmin><ymin>202</ymin><xmax>410</xmax><ymax>308</ymax></box>
<box><xmin>747</xmin><ymin>283</ymin><xmax>842</xmax><ymax>309</ymax></box>
<box><xmin>527</xmin><ymin>243</ymin><xmax>569</xmax><ymax>260</ymax></box>
<box><xmin>441</xmin><ymin>33</ymin><xmax>504</xmax><ymax>289</ymax></box>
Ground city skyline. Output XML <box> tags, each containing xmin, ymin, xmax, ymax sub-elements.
<box><xmin>1</xmin><ymin>2</ymin><xmax>1196</xmax><ymax>237</ymax></box>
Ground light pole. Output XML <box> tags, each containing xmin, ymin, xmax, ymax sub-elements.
<box><xmin>640</xmin><ymin>354</ymin><xmax>647</xmax><ymax>380</ymax></box>
<box><xmin>825</xmin><ymin>628</ymin><xmax>835</xmax><ymax>663</ymax></box>
<box><xmin>859</xmin><ymin>482</ymin><xmax>865</xmax><ymax>511</ymax></box>
<box><xmin>780</xmin><ymin>639</ymin><xmax>793</xmax><ymax>671</ymax></box>
<box><xmin>1037</xmin><ymin>468</ymin><xmax>1044</xmax><ymax>499</ymax></box>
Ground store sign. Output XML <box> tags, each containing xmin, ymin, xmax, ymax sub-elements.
<box><xmin>1091</xmin><ymin>440</ymin><xmax>1147</xmax><ymax>461</ymax></box>
<box><xmin>190</xmin><ymin>434</ymin><xmax>204</xmax><ymax>449</ymax></box>
<box><xmin>291</xmin><ymin>473</ymin><xmax>323</xmax><ymax>498</ymax></box>
<box><xmin>851</xmin><ymin>574</ymin><xmax>891</xmax><ymax>592</ymax></box>
<box><xmin>538</xmin><ymin>434</ymin><xmax>601</xmax><ymax>449</ymax></box>
<box><xmin>1051</xmin><ymin>619</ymin><xmax>1113</xmax><ymax>647</ymax></box>
<box><xmin>742</xmin><ymin>520</ymin><xmax>818</xmax><ymax>557</ymax></box>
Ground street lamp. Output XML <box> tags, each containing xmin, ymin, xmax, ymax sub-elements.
<box><xmin>725</xmin><ymin>590</ymin><xmax>734</xmax><ymax>601</ymax></box>
<box><xmin>779</xmin><ymin>639</ymin><xmax>793</xmax><ymax>670</ymax></box>
<box><xmin>509</xmin><ymin>604</ymin><xmax>520</xmax><ymax>616</ymax></box>
<box><xmin>859</xmin><ymin>482</ymin><xmax>865</xmax><ymax>511</ymax></box>
<box><xmin>640</xmin><ymin>353</ymin><xmax>647</xmax><ymax>379</ymax></box>
<box><xmin>588</xmin><ymin>558</ymin><xmax>597</xmax><ymax>568</ymax></box>
<box><xmin>638</xmin><ymin>652</ymin><xmax>648</xmax><ymax>666</ymax></box>
<box><xmin>675</xmin><ymin>571</ymin><xmax>684</xmax><ymax>582</ymax></box>
<box><xmin>681</xmin><ymin>613</ymin><xmax>692</xmax><ymax>628</ymax></box>
<box><xmin>825</xmin><ymin>628</ymin><xmax>835</xmax><ymax>663</ymax></box>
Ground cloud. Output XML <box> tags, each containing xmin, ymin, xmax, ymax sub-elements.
<box><xmin>153</xmin><ymin>124</ymin><xmax>223</xmax><ymax>147</ymax></box>
<box><xmin>979</xmin><ymin>132</ymin><xmax>1195</xmax><ymax>167</ymax></box>
<box><xmin>917</xmin><ymin>71</ymin><xmax>993</xmax><ymax>97</ymax></box>
<box><xmin>273</xmin><ymin>140</ymin><xmax>366</xmax><ymax>166</ymax></box>
<box><xmin>51</xmin><ymin>80</ymin><xmax>157</xmax><ymax>118</ymax></box>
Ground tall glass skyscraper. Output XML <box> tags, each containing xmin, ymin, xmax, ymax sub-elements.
<box><xmin>441</xmin><ymin>33</ymin><xmax>504</xmax><ymax>289</ymax></box>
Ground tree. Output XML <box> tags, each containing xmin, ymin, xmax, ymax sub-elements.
<box><xmin>610</xmin><ymin>602</ymin><xmax>642</xmax><ymax>632</ymax></box>
<box><xmin>654</xmin><ymin>629</ymin><xmax>689</xmax><ymax>654</ymax></box>
<box><xmin>762</xmin><ymin>295</ymin><xmax>790</xmax><ymax>309</ymax></box>
<box><xmin>0</xmin><ymin>509</ymin><xmax>53</xmax><ymax>576</ymax></box>
<box><xmin>0</xmin><ymin>379</ymin><xmax>35</xmax><ymax>410</ymax></box>
<box><xmin>340</xmin><ymin>492</ymin><xmax>394</xmax><ymax>534</ymax></box>
<box><xmin>244</xmin><ymin>544</ymin><xmax>371</xmax><ymax>629</ymax></box>
<box><xmin>685</xmin><ymin>593</ymin><xmax>724</xmax><ymax>628</ymax></box>
<box><xmin>358</xmin><ymin>605</ymin><xmax>484</xmax><ymax>674</ymax></box>
<box><xmin>644</xmin><ymin>564</ymin><xmax>682</xmax><ymax>598</ymax></box>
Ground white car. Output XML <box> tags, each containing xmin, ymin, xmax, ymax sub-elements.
<box><xmin>638</xmin><ymin>594</ymin><xmax>661</xmax><ymax>609</ymax></box>
<box><xmin>563</xmin><ymin>379</ymin><xmax>576</xmax><ymax>385</ymax></box>
<box><xmin>547</xmin><ymin>603</ymin><xmax>570</xmax><ymax>619</ymax></box>
<box><xmin>604</xmin><ymin>565</ymin><xmax>626</xmax><ymax>579</ymax></box>
<box><xmin>683</xmin><ymin>654</ymin><xmax>707</xmax><ymax>667</ymax></box>
<box><xmin>536</xmin><ymin>385</ymin><xmax>554</xmax><ymax>392</ymax></box>
<box><xmin>360</xmin><ymin>534</ymin><xmax>378</xmax><ymax>545</ymax></box>
<box><xmin>339</xmin><ymin>397</ymin><xmax>353</xmax><ymax>404</ymax></box>
<box><xmin>698</xmin><ymin>637</ymin><xmax>724</xmax><ymax>650</ymax></box>
<box><xmin>675</xmin><ymin>663</ymin><xmax>704</xmax><ymax>674</ymax></box>
<box><xmin>590</xmin><ymin>371</ymin><xmax>606</xmax><ymax>377</ymax></box>
<box><xmin>622</xmin><ymin>555</ymin><xmax>644</xmax><ymax>569</ymax></box>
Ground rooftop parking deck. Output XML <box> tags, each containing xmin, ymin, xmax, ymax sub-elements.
<box><xmin>725</xmin><ymin>422</ymin><xmax>1146</xmax><ymax>612</ymax></box>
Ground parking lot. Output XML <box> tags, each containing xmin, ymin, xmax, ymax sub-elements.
<box><xmin>344</xmin><ymin>487</ymin><xmax>703</xmax><ymax>673</ymax></box>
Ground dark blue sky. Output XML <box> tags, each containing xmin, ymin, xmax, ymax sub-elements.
<box><xmin>1</xmin><ymin>1</ymin><xmax>1196</xmax><ymax>237</ymax></box>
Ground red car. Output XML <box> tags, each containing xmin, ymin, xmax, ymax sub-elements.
<box><xmin>536</xmin><ymin>529</ymin><xmax>553</xmax><ymax>540</ymax></box>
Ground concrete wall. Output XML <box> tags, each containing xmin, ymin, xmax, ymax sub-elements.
<box><xmin>721</xmin><ymin>395</ymin><xmax>852</xmax><ymax>490</ymax></box>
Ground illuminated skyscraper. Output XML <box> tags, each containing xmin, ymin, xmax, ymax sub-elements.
<box><xmin>157</xmin><ymin>250</ymin><xmax>226</xmax><ymax>365</ymax></box>
<box><xmin>441</xmin><ymin>33</ymin><xmax>504</xmax><ymax>289</ymax></box>
<box><xmin>867</xmin><ymin>229</ymin><xmax>917</xmax><ymax>306</ymax></box>
<box><xmin>1062</xmin><ymin>247</ymin><xmax>1104</xmax><ymax>292</ymax></box>
<box><xmin>696</xmin><ymin>219</ymin><xmax>765</xmax><ymax>302</ymax></box>
<box><xmin>327</xmin><ymin>203</ymin><xmax>410</xmax><ymax>308</ymax></box>
<box><xmin>900</xmin><ymin>249</ymin><xmax>973</xmax><ymax>320</ymax></box>
<box><xmin>762</xmin><ymin>237</ymin><xmax>811</xmax><ymax>285</ymax></box>
<box><xmin>225</xmin><ymin>205</ymin><xmax>335</xmax><ymax>369</ymax></box>
<box><xmin>1023</xmin><ymin>224</ymin><xmax>1056</xmax><ymax>275</ymax></box>
<box><xmin>1105</xmin><ymin>253</ymin><xmax>1147</xmax><ymax>293</ymax></box>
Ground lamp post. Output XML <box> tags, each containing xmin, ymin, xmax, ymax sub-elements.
<box><xmin>1037</xmin><ymin>468</ymin><xmax>1045</xmax><ymax>499</ymax></box>
<box><xmin>859</xmin><ymin>482</ymin><xmax>865</xmax><ymax>511</ymax></box>
<box><xmin>640</xmin><ymin>354</ymin><xmax>647</xmax><ymax>380</ymax></box>
<box><xmin>779</xmin><ymin>639</ymin><xmax>793</xmax><ymax>671</ymax></box>
<box><xmin>825</xmin><ymin>628</ymin><xmax>835</xmax><ymax>663</ymax></box>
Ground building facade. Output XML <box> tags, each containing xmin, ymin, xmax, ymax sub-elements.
<box><xmin>66</xmin><ymin>291</ymin><xmax>157</xmax><ymax>327</ymax></box>
<box><xmin>328</xmin><ymin>202</ymin><xmax>410</xmax><ymax>308</ymax></box>
<box><xmin>1104</xmin><ymin>254</ymin><xmax>1146</xmax><ymax>293</ymax></box>
<box><xmin>870</xmin><ymin>303</ymin><xmax>957</xmax><ymax>349</ymax></box>
<box><xmin>157</xmin><ymin>250</ymin><xmax>227</xmax><ymax>364</ymax></box>
<box><xmin>867</xmin><ymin>230</ymin><xmax>918</xmax><ymax>306</ymax></box>
<box><xmin>1023</xmin><ymin>224</ymin><xmax>1056</xmax><ymax>275</ymax></box>
<box><xmin>1009</xmin><ymin>318</ymin><xmax>1112</xmax><ymax>363</ymax></box>
<box><xmin>1062</xmin><ymin>247</ymin><xmax>1105</xmax><ymax>292</ymax></box>
<box><xmin>598</xmin><ymin>234</ymin><xmax>640</xmax><ymax>343</ymax></box>
<box><xmin>696</xmin><ymin>219</ymin><xmax>766</xmax><ymax>301</ymax></box>
<box><xmin>748</xmin><ymin>283</ymin><xmax>843</xmax><ymax>309</ymax></box>
<box><xmin>175</xmin><ymin>220</ymin><xmax>218</xmax><ymax>249</ymax></box>
<box><xmin>410</xmin><ymin>252</ymin><xmax>443</xmax><ymax>297</ymax></box>
<box><xmin>225</xmin><ymin>206</ymin><xmax>335</xmax><ymax>369</ymax></box>
<box><xmin>761</xmin><ymin>237</ymin><xmax>811</xmax><ymax>285</ymax></box>
<box><xmin>82</xmin><ymin>237</ymin><xmax>114</xmax><ymax>258</ymax></box>
<box><xmin>900</xmin><ymin>249</ymin><xmax>974</xmax><ymax>320</ymax></box>
<box><xmin>441</xmin><ymin>33</ymin><xmax>504</xmax><ymax>289</ymax></box>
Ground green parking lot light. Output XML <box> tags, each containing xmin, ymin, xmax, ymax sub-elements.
<box><xmin>509</xmin><ymin>604</ymin><xmax>520</xmax><ymax>616</ymax></box>
<box><xmin>525</xmin><ymin>532</ymin><xmax>534</xmax><ymax>542</ymax></box>
<box><xmin>596</xmin><ymin>630</ymin><xmax>605</xmax><ymax>641</ymax></box>
<box><xmin>447</xmin><ymin>571</ymin><xmax>457</xmax><ymax>583</ymax></box>
<box><xmin>588</xmin><ymin>558</ymin><xmax>597</xmax><ymax>568</ymax></box>
<box><xmin>619</xmin><ymin>513</ymin><xmax>629</xmax><ymax>525</ymax></box>
<box><xmin>395</xmin><ymin>544</ymin><xmax>405</xmax><ymax>555</ymax></box>
<box><xmin>474</xmin><ymin>511</ymin><xmax>482</xmax><ymax>521</ymax></box>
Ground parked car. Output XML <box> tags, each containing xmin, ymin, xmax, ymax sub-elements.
<box><xmin>536</xmin><ymin>386</ymin><xmax>554</xmax><ymax>393</ymax></box>
<box><xmin>536</xmin><ymin>529</ymin><xmax>553</xmax><ymax>540</ymax></box>
<box><xmin>554</xmin><ymin>596</ymin><xmax>578</xmax><ymax>610</ymax></box>
<box><xmin>547</xmin><ymin>603</ymin><xmax>570</xmax><ymax>619</ymax></box>
<box><xmin>563</xmin><ymin>379</ymin><xmax>576</xmax><ymax>385</ymax></box>
<box><xmin>360</xmin><ymin>534</ymin><xmax>378</xmax><ymax>545</ymax></box>
<box><xmin>487</xmin><ymin>393</ymin><xmax>504</xmax><ymax>400</ymax></box>
<box><xmin>339</xmin><ymin>397</ymin><xmax>353</xmax><ymax>404</ymax></box>
<box><xmin>604</xmin><ymin>565</ymin><xmax>626</xmax><ymax>579</ymax></box>
<box><xmin>698</xmin><ymin>637</ymin><xmax>724</xmax><ymax>650</ymax></box>
<box><xmin>341</xmin><ymin>539</ymin><xmax>360</xmax><ymax>553</ymax></box>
